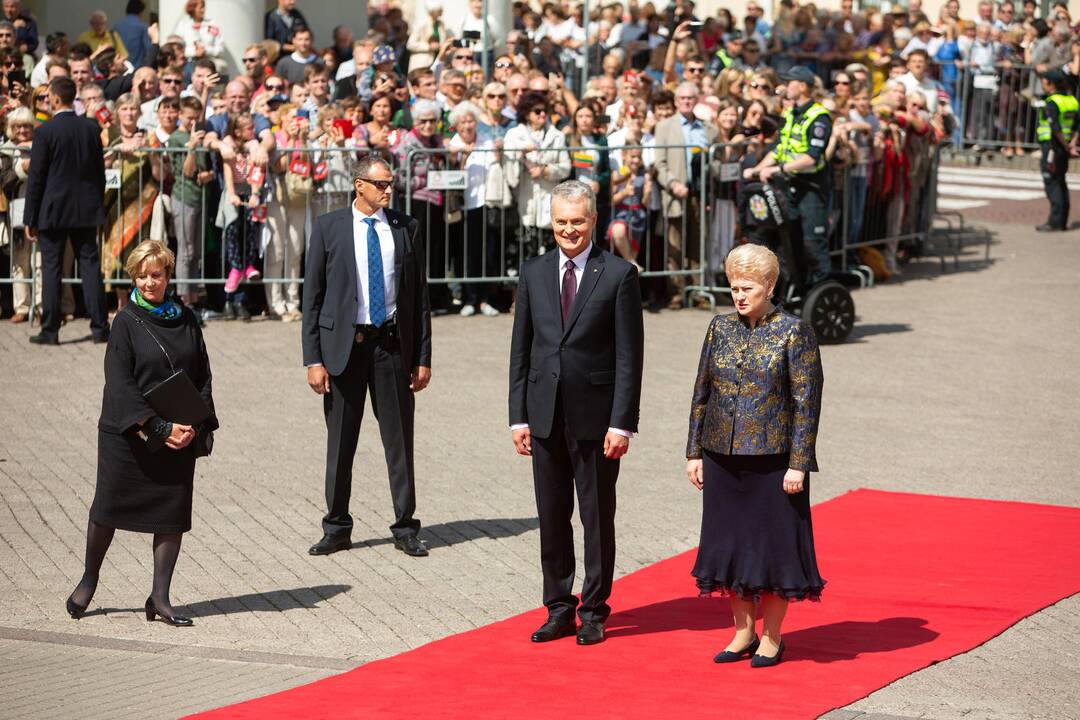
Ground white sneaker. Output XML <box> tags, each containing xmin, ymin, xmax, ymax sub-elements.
<box><xmin>479</xmin><ymin>302</ymin><xmax>500</xmax><ymax>317</ymax></box>
<box><xmin>459</xmin><ymin>304</ymin><xmax>476</xmax><ymax>317</ymax></box>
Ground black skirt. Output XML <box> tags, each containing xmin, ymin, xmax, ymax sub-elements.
<box><xmin>691</xmin><ymin>451</ymin><xmax>825</xmax><ymax>601</ymax></box>
<box><xmin>90</xmin><ymin>429</ymin><xmax>196</xmax><ymax>534</ymax></box>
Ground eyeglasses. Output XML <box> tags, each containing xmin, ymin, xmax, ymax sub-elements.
<box><xmin>486</xmin><ymin>93</ymin><xmax>506</xmax><ymax>99</ymax></box>
<box><xmin>495</xmin><ymin>61</ymin><xmax>513</xmax><ymax>69</ymax></box>
<box><xmin>359</xmin><ymin>177</ymin><xmax>393</xmax><ymax>190</ymax></box>
<box><xmin>454</xmin><ymin>54</ymin><xmax>472</xmax><ymax>61</ymax></box>
<box><xmin>161</xmin><ymin>78</ymin><xmax>182</xmax><ymax>85</ymax></box>
<box><xmin>242</xmin><ymin>57</ymin><xmax>260</xmax><ymax>64</ymax></box>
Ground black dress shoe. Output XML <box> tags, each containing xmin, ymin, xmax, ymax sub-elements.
<box><xmin>66</xmin><ymin>594</ymin><xmax>88</xmax><ymax>619</ymax></box>
<box><xmin>531</xmin><ymin>616</ymin><xmax>576</xmax><ymax>642</ymax></box>
<box><xmin>576</xmin><ymin>620</ymin><xmax>605</xmax><ymax>645</ymax></box>
<box><xmin>713</xmin><ymin>634</ymin><xmax>760</xmax><ymax>663</ymax></box>
<box><xmin>393</xmin><ymin>534</ymin><xmax>429</xmax><ymax>557</ymax></box>
<box><xmin>308</xmin><ymin>534</ymin><xmax>352</xmax><ymax>556</ymax></box>
<box><xmin>145</xmin><ymin>596</ymin><xmax>193</xmax><ymax>627</ymax></box>
<box><xmin>29</xmin><ymin>333</ymin><xmax>59</xmax><ymax>346</ymax></box>
<box><xmin>91</xmin><ymin>334</ymin><xmax>110</xmax><ymax>344</ymax></box>
<box><xmin>750</xmin><ymin>640</ymin><xmax>785</xmax><ymax>668</ymax></box>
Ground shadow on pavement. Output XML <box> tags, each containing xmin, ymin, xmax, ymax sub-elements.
<box><xmin>182</xmin><ymin>584</ymin><xmax>353</xmax><ymax>617</ymax></box>
<box><xmin>356</xmin><ymin>517</ymin><xmax>540</xmax><ymax>550</ymax></box>
<box><xmin>845</xmin><ymin>323</ymin><xmax>913</xmax><ymax>343</ymax></box>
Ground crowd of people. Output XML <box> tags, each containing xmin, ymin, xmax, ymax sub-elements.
<box><xmin>1</xmin><ymin>0</ymin><xmax>1078</xmax><ymax>323</ymax></box>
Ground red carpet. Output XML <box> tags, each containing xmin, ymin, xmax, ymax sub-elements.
<box><xmin>190</xmin><ymin>490</ymin><xmax>1080</xmax><ymax>719</ymax></box>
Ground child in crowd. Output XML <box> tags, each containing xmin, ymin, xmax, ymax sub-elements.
<box><xmin>221</xmin><ymin>112</ymin><xmax>265</xmax><ymax>320</ymax></box>
<box><xmin>608</xmin><ymin>146</ymin><xmax>650</xmax><ymax>271</ymax></box>
<box><xmin>168</xmin><ymin>96</ymin><xmax>213</xmax><ymax>307</ymax></box>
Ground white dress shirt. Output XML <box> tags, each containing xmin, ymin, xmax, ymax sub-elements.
<box><xmin>352</xmin><ymin>205</ymin><xmax>397</xmax><ymax>326</ymax></box>
<box><xmin>511</xmin><ymin>242</ymin><xmax>632</xmax><ymax>438</ymax></box>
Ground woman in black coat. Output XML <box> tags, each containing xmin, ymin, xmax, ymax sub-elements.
<box><xmin>66</xmin><ymin>240</ymin><xmax>218</xmax><ymax>626</ymax></box>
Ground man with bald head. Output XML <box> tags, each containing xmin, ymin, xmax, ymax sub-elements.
<box><xmin>204</xmin><ymin>79</ymin><xmax>275</xmax><ymax>166</ymax></box>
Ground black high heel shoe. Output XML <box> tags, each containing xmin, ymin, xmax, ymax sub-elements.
<box><xmin>145</xmin><ymin>596</ymin><xmax>194</xmax><ymax>627</ymax></box>
<box><xmin>713</xmin><ymin>634</ymin><xmax>760</xmax><ymax>663</ymax></box>
<box><xmin>66</xmin><ymin>594</ymin><xmax>89</xmax><ymax>619</ymax></box>
<box><xmin>750</xmin><ymin>639</ymin><xmax>785</xmax><ymax>668</ymax></box>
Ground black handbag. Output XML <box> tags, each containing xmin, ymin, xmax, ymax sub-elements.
<box><xmin>128</xmin><ymin>310</ymin><xmax>214</xmax><ymax>457</ymax></box>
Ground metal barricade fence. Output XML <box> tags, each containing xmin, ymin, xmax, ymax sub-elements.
<box><xmin>932</xmin><ymin>61</ymin><xmax>1043</xmax><ymax>153</ymax></box>
<box><xmin>0</xmin><ymin>144</ymin><xmax>387</xmax><ymax>321</ymax></box>
<box><xmin>400</xmin><ymin>142</ymin><xmax>709</xmax><ymax>303</ymax></box>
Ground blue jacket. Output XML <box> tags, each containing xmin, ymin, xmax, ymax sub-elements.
<box><xmin>687</xmin><ymin>307</ymin><xmax>823</xmax><ymax>471</ymax></box>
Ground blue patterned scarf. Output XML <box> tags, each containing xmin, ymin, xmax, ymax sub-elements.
<box><xmin>130</xmin><ymin>287</ymin><xmax>182</xmax><ymax>320</ymax></box>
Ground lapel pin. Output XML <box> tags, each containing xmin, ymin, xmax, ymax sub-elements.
<box><xmin>592</xmin><ymin>268</ymin><xmax>598</xmax><ymax>272</ymax></box>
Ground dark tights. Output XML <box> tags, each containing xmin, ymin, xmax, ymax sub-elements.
<box><xmin>70</xmin><ymin>519</ymin><xmax>184</xmax><ymax>616</ymax></box>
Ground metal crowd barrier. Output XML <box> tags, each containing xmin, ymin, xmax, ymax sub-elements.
<box><xmin>1</xmin><ymin>137</ymin><xmax>966</xmax><ymax>321</ymax></box>
<box><xmin>932</xmin><ymin>61</ymin><xmax>1044</xmax><ymax>154</ymax></box>
<box><xmin>399</xmin><ymin>143</ymin><xmax>710</xmax><ymax>298</ymax></box>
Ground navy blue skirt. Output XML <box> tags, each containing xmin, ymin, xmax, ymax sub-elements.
<box><xmin>691</xmin><ymin>451</ymin><xmax>825</xmax><ymax>601</ymax></box>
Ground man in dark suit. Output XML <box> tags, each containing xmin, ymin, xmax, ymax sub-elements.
<box><xmin>23</xmin><ymin>76</ymin><xmax>108</xmax><ymax>345</ymax></box>
<box><xmin>301</xmin><ymin>155</ymin><xmax>432</xmax><ymax>558</ymax></box>
<box><xmin>509</xmin><ymin>180</ymin><xmax>645</xmax><ymax>646</ymax></box>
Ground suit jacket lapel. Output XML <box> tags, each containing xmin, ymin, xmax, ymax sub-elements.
<box><xmin>562</xmin><ymin>245</ymin><xmax>605</xmax><ymax>339</ymax></box>
<box><xmin>387</xmin><ymin>211</ymin><xmax>405</xmax><ymax>280</ymax></box>
<box><xmin>342</xmin><ymin>211</ymin><xmax>359</xmax><ymax>307</ymax></box>
<box><xmin>546</xmin><ymin>250</ymin><xmax>561</xmax><ymax>325</ymax></box>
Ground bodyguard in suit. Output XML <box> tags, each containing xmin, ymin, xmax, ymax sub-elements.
<box><xmin>302</xmin><ymin>155</ymin><xmax>433</xmax><ymax>558</ymax></box>
<box><xmin>509</xmin><ymin>180</ymin><xmax>645</xmax><ymax>646</ymax></box>
<box><xmin>23</xmin><ymin>76</ymin><xmax>109</xmax><ymax>345</ymax></box>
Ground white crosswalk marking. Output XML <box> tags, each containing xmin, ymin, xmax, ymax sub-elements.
<box><xmin>933</xmin><ymin>165</ymin><xmax>1075</xmax><ymax>211</ymax></box>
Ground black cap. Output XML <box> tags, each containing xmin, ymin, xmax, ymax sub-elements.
<box><xmin>781</xmin><ymin>66</ymin><xmax>816</xmax><ymax>85</ymax></box>
<box><xmin>1041</xmin><ymin>69</ymin><xmax>1067</xmax><ymax>86</ymax></box>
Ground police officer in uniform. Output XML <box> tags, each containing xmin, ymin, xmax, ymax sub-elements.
<box><xmin>1035</xmin><ymin>70</ymin><xmax>1078</xmax><ymax>232</ymax></box>
<box><xmin>745</xmin><ymin>66</ymin><xmax>833</xmax><ymax>290</ymax></box>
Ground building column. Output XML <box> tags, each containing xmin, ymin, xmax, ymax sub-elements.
<box><xmin>158</xmin><ymin>0</ymin><xmax>261</xmax><ymax>78</ymax></box>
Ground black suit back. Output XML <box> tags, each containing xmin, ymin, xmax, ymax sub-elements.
<box><xmin>301</xmin><ymin>206</ymin><xmax>432</xmax><ymax>376</ymax></box>
<box><xmin>509</xmin><ymin>246</ymin><xmax>644</xmax><ymax>440</ymax></box>
<box><xmin>22</xmin><ymin>111</ymin><xmax>106</xmax><ymax>230</ymax></box>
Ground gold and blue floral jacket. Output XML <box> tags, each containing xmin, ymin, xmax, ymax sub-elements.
<box><xmin>686</xmin><ymin>307</ymin><xmax>823</xmax><ymax>471</ymax></box>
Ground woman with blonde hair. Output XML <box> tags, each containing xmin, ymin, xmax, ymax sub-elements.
<box><xmin>66</xmin><ymin>240</ymin><xmax>218</xmax><ymax>627</ymax></box>
<box><xmin>686</xmin><ymin>243</ymin><xmax>825</xmax><ymax>667</ymax></box>
<box><xmin>714</xmin><ymin>67</ymin><xmax>747</xmax><ymax>106</ymax></box>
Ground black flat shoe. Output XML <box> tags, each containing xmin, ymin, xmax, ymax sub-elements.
<box><xmin>531</xmin><ymin>616</ymin><xmax>576</xmax><ymax>642</ymax></box>
<box><xmin>750</xmin><ymin>639</ymin><xmax>785</xmax><ymax>668</ymax></box>
<box><xmin>66</xmin><ymin>594</ymin><xmax>88</xmax><ymax>619</ymax></box>
<box><xmin>308</xmin><ymin>534</ymin><xmax>352</xmax><ymax>556</ymax></box>
<box><xmin>29</xmin><ymin>333</ymin><xmax>59</xmax><ymax>346</ymax></box>
<box><xmin>713</xmin><ymin>634</ymin><xmax>760</xmax><ymax>663</ymax></box>
<box><xmin>393</xmin><ymin>534</ymin><xmax>429</xmax><ymax>557</ymax></box>
<box><xmin>576</xmin><ymin>620</ymin><xmax>605</xmax><ymax>646</ymax></box>
<box><xmin>145</xmin><ymin>597</ymin><xmax>193</xmax><ymax>627</ymax></box>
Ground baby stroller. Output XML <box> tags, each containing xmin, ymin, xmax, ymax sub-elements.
<box><xmin>737</xmin><ymin>175</ymin><xmax>856</xmax><ymax>344</ymax></box>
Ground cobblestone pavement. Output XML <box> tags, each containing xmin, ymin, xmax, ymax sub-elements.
<box><xmin>1</xmin><ymin>220</ymin><xmax>1078</xmax><ymax>719</ymax></box>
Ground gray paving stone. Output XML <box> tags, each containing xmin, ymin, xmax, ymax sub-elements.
<box><xmin>0</xmin><ymin>222</ymin><xmax>1078</xmax><ymax>718</ymax></box>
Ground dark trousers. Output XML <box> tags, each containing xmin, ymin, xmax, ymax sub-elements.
<box><xmin>531</xmin><ymin>397</ymin><xmax>619</xmax><ymax>623</ymax></box>
<box><xmin>322</xmin><ymin>330</ymin><xmax>420</xmax><ymax>540</ymax></box>
<box><xmin>39</xmin><ymin>226</ymin><xmax>108</xmax><ymax>340</ymax></box>
<box><xmin>1041</xmin><ymin>143</ymin><xmax>1070</xmax><ymax>230</ymax></box>
<box><xmin>789</xmin><ymin>188</ymin><xmax>831</xmax><ymax>288</ymax></box>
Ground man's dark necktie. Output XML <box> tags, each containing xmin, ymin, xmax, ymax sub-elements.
<box><xmin>561</xmin><ymin>259</ymin><xmax>577</xmax><ymax>327</ymax></box>
<box><xmin>364</xmin><ymin>218</ymin><xmax>386</xmax><ymax>327</ymax></box>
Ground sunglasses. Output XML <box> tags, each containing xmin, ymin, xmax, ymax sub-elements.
<box><xmin>416</xmin><ymin>117</ymin><xmax>438</xmax><ymax>124</ymax></box>
<box><xmin>530</xmin><ymin>108</ymin><xmax>547</xmax><ymax>114</ymax></box>
<box><xmin>750</xmin><ymin>82</ymin><xmax>771</xmax><ymax>90</ymax></box>
<box><xmin>835</xmin><ymin>80</ymin><xmax>851</xmax><ymax>85</ymax></box>
<box><xmin>685</xmin><ymin>67</ymin><xmax>704</xmax><ymax>74</ymax></box>
<box><xmin>360</xmin><ymin>177</ymin><xmax>393</xmax><ymax>190</ymax></box>
<box><xmin>454</xmin><ymin>55</ymin><xmax>473</xmax><ymax>61</ymax></box>
<box><xmin>161</xmin><ymin>78</ymin><xmax>182</xmax><ymax>85</ymax></box>
<box><xmin>242</xmin><ymin>57</ymin><xmax>260</xmax><ymax>64</ymax></box>
<box><xmin>495</xmin><ymin>61</ymin><xmax>513</xmax><ymax>69</ymax></box>
<box><xmin>265</xmin><ymin>83</ymin><xmax>284</xmax><ymax>91</ymax></box>
<box><xmin>487</xmin><ymin>93</ymin><xmax>506</xmax><ymax>99</ymax></box>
